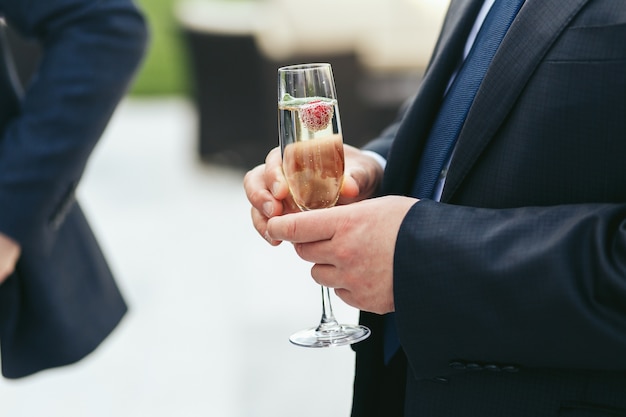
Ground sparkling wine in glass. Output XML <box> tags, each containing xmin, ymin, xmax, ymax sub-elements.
<box><xmin>278</xmin><ymin>63</ymin><xmax>370</xmax><ymax>348</ymax></box>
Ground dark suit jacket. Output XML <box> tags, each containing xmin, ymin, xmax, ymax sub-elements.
<box><xmin>353</xmin><ymin>0</ymin><xmax>626</xmax><ymax>416</ymax></box>
<box><xmin>0</xmin><ymin>0</ymin><xmax>147</xmax><ymax>378</ymax></box>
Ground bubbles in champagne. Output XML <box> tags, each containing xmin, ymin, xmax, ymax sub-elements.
<box><xmin>279</xmin><ymin>95</ymin><xmax>344</xmax><ymax>210</ymax></box>
<box><xmin>282</xmin><ymin>134</ymin><xmax>345</xmax><ymax>210</ymax></box>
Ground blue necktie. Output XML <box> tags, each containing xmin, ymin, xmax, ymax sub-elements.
<box><xmin>384</xmin><ymin>0</ymin><xmax>526</xmax><ymax>365</ymax></box>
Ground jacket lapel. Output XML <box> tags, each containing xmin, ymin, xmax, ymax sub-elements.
<box><xmin>441</xmin><ymin>0</ymin><xmax>590</xmax><ymax>201</ymax></box>
<box><xmin>382</xmin><ymin>0</ymin><xmax>485</xmax><ymax>196</ymax></box>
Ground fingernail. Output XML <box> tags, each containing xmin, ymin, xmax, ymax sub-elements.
<box><xmin>271</xmin><ymin>181</ymin><xmax>281</xmax><ymax>196</ymax></box>
<box><xmin>263</xmin><ymin>202</ymin><xmax>273</xmax><ymax>217</ymax></box>
<box><xmin>264</xmin><ymin>231</ymin><xmax>272</xmax><ymax>243</ymax></box>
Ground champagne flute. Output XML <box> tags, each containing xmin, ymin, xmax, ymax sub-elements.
<box><xmin>278</xmin><ymin>63</ymin><xmax>370</xmax><ymax>348</ymax></box>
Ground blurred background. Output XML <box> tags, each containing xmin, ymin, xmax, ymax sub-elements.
<box><xmin>0</xmin><ymin>0</ymin><xmax>448</xmax><ymax>415</ymax></box>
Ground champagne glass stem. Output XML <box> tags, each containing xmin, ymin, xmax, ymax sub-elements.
<box><xmin>317</xmin><ymin>285</ymin><xmax>340</xmax><ymax>332</ymax></box>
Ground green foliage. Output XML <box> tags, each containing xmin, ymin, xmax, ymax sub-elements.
<box><xmin>130</xmin><ymin>0</ymin><xmax>190</xmax><ymax>96</ymax></box>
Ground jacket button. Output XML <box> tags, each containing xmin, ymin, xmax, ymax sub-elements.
<box><xmin>484</xmin><ymin>364</ymin><xmax>501</xmax><ymax>372</ymax></box>
<box><xmin>502</xmin><ymin>365</ymin><xmax>519</xmax><ymax>373</ymax></box>
<box><xmin>449</xmin><ymin>361</ymin><xmax>465</xmax><ymax>370</ymax></box>
<box><xmin>466</xmin><ymin>363</ymin><xmax>483</xmax><ymax>371</ymax></box>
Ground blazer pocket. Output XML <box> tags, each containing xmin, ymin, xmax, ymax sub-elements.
<box><xmin>546</xmin><ymin>24</ymin><xmax>626</xmax><ymax>62</ymax></box>
<box><xmin>560</xmin><ymin>401</ymin><xmax>626</xmax><ymax>416</ymax></box>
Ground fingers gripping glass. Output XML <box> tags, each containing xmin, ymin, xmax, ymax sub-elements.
<box><xmin>278</xmin><ymin>63</ymin><xmax>370</xmax><ymax>347</ymax></box>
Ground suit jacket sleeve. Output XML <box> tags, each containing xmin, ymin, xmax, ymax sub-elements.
<box><xmin>0</xmin><ymin>0</ymin><xmax>148</xmax><ymax>251</ymax></box>
<box><xmin>395</xmin><ymin>198</ymin><xmax>626</xmax><ymax>380</ymax></box>
<box><xmin>361</xmin><ymin>97</ymin><xmax>413</xmax><ymax>159</ymax></box>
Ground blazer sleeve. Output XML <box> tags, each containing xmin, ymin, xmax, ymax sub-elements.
<box><xmin>0</xmin><ymin>0</ymin><xmax>148</xmax><ymax>251</ymax></box>
<box><xmin>394</xmin><ymin>199</ymin><xmax>626</xmax><ymax>379</ymax></box>
<box><xmin>361</xmin><ymin>96</ymin><xmax>414</xmax><ymax>159</ymax></box>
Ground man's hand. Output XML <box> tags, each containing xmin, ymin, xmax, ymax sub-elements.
<box><xmin>243</xmin><ymin>144</ymin><xmax>385</xmax><ymax>246</ymax></box>
<box><xmin>244</xmin><ymin>147</ymin><xmax>296</xmax><ymax>246</ymax></box>
<box><xmin>337</xmin><ymin>145</ymin><xmax>384</xmax><ymax>205</ymax></box>
<box><xmin>0</xmin><ymin>233</ymin><xmax>21</xmax><ymax>284</ymax></box>
<box><xmin>266</xmin><ymin>195</ymin><xmax>417</xmax><ymax>314</ymax></box>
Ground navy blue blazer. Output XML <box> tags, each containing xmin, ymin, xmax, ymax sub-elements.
<box><xmin>353</xmin><ymin>0</ymin><xmax>626</xmax><ymax>416</ymax></box>
<box><xmin>0</xmin><ymin>0</ymin><xmax>147</xmax><ymax>378</ymax></box>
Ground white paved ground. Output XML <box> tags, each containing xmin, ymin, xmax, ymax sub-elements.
<box><xmin>0</xmin><ymin>98</ymin><xmax>359</xmax><ymax>417</ymax></box>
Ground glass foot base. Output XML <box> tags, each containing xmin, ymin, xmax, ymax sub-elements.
<box><xmin>289</xmin><ymin>324</ymin><xmax>371</xmax><ymax>348</ymax></box>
